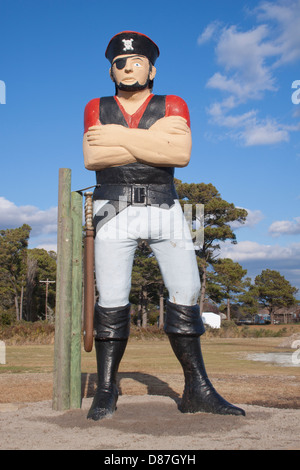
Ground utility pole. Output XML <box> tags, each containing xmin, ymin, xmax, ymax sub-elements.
<box><xmin>40</xmin><ymin>279</ymin><xmax>55</xmax><ymax>321</ymax></box>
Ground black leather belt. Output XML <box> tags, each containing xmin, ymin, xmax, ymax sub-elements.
<box><xmin>93</xmin><ymin>183</ymin><xmax>178</xmax><ymax>207</ymax></box>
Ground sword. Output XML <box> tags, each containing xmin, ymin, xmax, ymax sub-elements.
<box><xmin>83</xmin><ymin>191</ymin><xmax>95</xmax><ymax>352</ymax></box>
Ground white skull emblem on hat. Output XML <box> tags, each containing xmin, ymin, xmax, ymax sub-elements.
<box><xmin>122</xmin><ymin>38</ymin><xmax>134</xmax><ymax>51</ymax></box>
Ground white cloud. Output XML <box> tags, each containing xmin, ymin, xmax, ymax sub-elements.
<box><xmin>220</xmin><ymin>241</ymin><xmax>300</xmax><ymax>298</ymax></box>
<box><xmin>0</xmin><ymin>196</ymin><xmax>58</xmax><ymax>247</ymax></box>
<box><xmin>269</xmin><ymin>216</ymin><xmax>300</xmax><ymax>236</ymax></box>
<box><xmin>213</xmin><ymin>24</ymin><xmax>278</xmax><ymax>100</ymax></box>
<box><xmin>255</xmin><ymin>0</ymin><xmax>300</xmax><ymax>66</ymax></box>
<box><xmin>242</xmin><ymin>119</ymin><xmax>290</xmax><ymax>146</ymax></box>
<box><xmin>202</xmin><ymin>21</ymin><xmax>279</xmax><ymax>102</ymax></box>
<box><xmin>33</xmin><ymin>239</ymin><xmax>58</xmax><ymax>252</ymax></box>
<box><xmin>207</xmin><ymin>97</ymin><xmax>257</xmax><ymax>126</ymax></box>
<box><xmin>231</xmin><ymin>208</ymin><xmax>264</xmax><ymax>230</ymax></box>
<box><xmin>207</xmin><ymin>102</ymin><xmax>291</xmax><ymax>146</ymax></box>
<box><xmin>219</xmin><ymin>239</ymin><xmax>300</xmax><ymax>295</ymax></box>
<box><xmin>197</xmin><ymin>21</ymin><xmax>221</xmax><ymax>45</ymax></box>
<box><xmin>293</xmin><ymin>107</ymin><xmax>300</xmax><ymax>118</ymax></box>
<box><xmin>220</xmin><ymin>239</ymin><xmax>300</xmax><ymax>262</ymax></box>
<box><xmin>199</xmin><ymin>0</ymin><xmax>300</xmax><ymax>147</ymax></box>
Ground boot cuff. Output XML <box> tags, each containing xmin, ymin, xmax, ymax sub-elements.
<box><xmin>164</xmin><ymin>300</ymin><xmax>205</xmax><ymax>336</ymax></box>
<box><xmin>94</xmin><ymin>303</ymin><xmax>131</xmax><ymax>340</ymax></box>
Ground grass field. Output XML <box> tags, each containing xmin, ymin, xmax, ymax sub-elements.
<box><xmin>1</xmin><ymin>323</ymin><xmax>300</xmax><ymax>376</ymax></box>
<box><xmin>1</xmin><ymin>332</ymin><xmax>299</xmax><ymax>408</ymax></box>
<box><xmin>0</xmin><ymin>331</ymin><xmax>299</xmax><ymax>375</ymax></box>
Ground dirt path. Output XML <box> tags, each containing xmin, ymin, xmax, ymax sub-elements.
<box><xmin>0</xmin><ymin>372</ymin><xmax>299</xmax><ymax>450</ymax></box>
<box><xmin>1</xmin><ymin>396</ymin><xmax>299</xmax><ymax>450</ymax></box>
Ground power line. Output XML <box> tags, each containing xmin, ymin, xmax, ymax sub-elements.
<box><xmin>40</xmin><ymin>279</ymin><xmax>55</xmax><ymax>320</ymax></box>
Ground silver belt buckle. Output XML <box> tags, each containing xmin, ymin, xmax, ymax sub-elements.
<box><xmin>132</xmin><ymin>185</ymin><xmax>147</xmax><ymax>205</ymax></box>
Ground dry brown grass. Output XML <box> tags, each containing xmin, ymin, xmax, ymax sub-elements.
<box><xmin>1</xmin><ymin>335</ymin><xmax>299</xmax><ymax>409</ymax></box>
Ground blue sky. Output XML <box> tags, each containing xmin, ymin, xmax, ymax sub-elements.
<box><xmin>0</xmin><ymin>0</ymin><xmax>300</xmax><ymax>298</ymax></box>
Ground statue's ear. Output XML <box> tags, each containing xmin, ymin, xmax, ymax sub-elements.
<box><xmin>109</xmin><ymin>68</ymin><xmax>114</xmax><ymax>82</ymax></box>
<box><xmin>150</xmin><ymin>65</ymin><xmax>156</xmax><ymax>81</ymax></box>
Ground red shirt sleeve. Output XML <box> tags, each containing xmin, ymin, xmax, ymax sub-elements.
<box><xmin>165</xmin><ymin>95</ymin><xmax>190</xmax><ymax>128</ymax></box>
<box><xmin>84</xmin><ymin>98</ymin><xmax>100</xmax><ymax>133</ymax></box>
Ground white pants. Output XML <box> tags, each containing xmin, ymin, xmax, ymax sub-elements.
<box><xmin>93</xmin><ymin>200</ymin><xmax>201</xmax><ymax>308</ymax></box>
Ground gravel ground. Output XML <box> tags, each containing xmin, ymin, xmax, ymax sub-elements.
<box><xmin>1</xmin><ymin>395</ymin><xmax>299</xmax><ymax>451</ymax></box>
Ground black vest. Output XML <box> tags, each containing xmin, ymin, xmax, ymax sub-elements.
<box><xmin>92</xmin><ymin>95</ymin><xmax>178</xmax><ymax>230</ymax></box>
<box><xmin>94</xmin><ymin>95</ymin><xmax>175</xmax><ymax>187</ymax></box>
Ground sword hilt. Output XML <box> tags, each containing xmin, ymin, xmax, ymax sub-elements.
<box><xmin>84</xmin><ymin>191</ymin><xmax>93</xmax><ymax>231</ymax></box>
<box><xmin>83</xmin><ymin>191</ymin><xmax>94</xmax><ymax>353</ymax></box>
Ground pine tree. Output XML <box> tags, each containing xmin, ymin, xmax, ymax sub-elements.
<box><xmin>0</xmin><ymin>224</ymin><xmax>31</xmax><ymax>320</ymax></box>
<box><xmin>26</xmin><ymin>248</ymin><xmax>57</xmax><ymax>321</ymax></box>
<box><xmin>175</xmin><ymin>180</ymin><xmax>247</xmax><ymax>313</ymax></box>
<box><xmin>254</xmin><ymin>269</ymin><xmax>298</xmax><ymax>323</ymax></box>
<box><xmin>210</xmin><ymin>258</ymin><xmax>248</xmax><ymax>320</ymax></box>
<box><xmin>131</xmin><ymin>241</ymin><xmax>164</xmax><ymax>327</ymax></box>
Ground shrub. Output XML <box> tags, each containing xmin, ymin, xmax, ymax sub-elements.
<box><xmin>241</xmin><ymin>326</ymin><xmax>288</xmax><ymax>338</ymax></box>
<box><xmin>0</xmin><ymin>308</ymin><xmax>16</xmax><ymax>326</ymax></box>
<box><xmin>0</xmin><ymin>320</ymin><xmax>55</xmax><ymax>344</ymax></box>
<box><xmin>130</xmin><ymin>324</ymin><xmax>165</xmax><ymax>340</ymax></box>
<box><xmin>204</xmin><ymin>320</ymin><xmax>240</xmax><ymax>338</ymax></box>
<box><xmin>203</xmin><ymin>322</ymin><xmax>290</xmax><ymax>339</ymax></box>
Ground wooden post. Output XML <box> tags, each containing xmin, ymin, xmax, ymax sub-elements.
<box><xmin>70</xmin><ymin>191</ymin><xmax>83</xmax><ymax>409</ymax></box>
<box><xmin>53</xmin><ymin>168</ymin><xmax>73</xmax><ymax>411</ymax></box>
<box><xmin>53</xmin><ymin>169</ymin><xmax>84</xmax><ymax>411</ymax></box>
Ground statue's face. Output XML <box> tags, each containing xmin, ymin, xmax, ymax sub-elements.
<box><xmin>110</xmin><ymin>54</ymin><xmax>156</xmax><ymax>91</ymax></box>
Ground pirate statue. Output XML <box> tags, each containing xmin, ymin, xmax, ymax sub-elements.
<box><xmin>83</xmin><ymin>31</ymin><xmax>245</xmax><ymax>420</ymax></box>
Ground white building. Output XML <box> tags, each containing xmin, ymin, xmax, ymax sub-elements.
<box><xmin>202</xmin><ymin>312</ymin><xmax>221</xmax><ymax>329</ymax></box>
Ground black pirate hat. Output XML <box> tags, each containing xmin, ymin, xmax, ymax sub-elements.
<box><xmin>105</xmin><ymin>31</ymin><xmax>160</xmax><ymax>65</ymax></box>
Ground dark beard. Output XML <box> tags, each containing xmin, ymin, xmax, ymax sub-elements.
<box><xmin>116</xmin><ymin>79</ymin><xmax>149</xmax><ymax>92</ymax></box>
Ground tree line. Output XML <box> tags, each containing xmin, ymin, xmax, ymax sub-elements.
<box><xmin>0</xmin><ymin>224</ymin><xmax>57</xmax><ymax>324</ymax></box>
<box><xmin>0</xmin><ymin>180</ymin><xmax>298</xmax><ymax>326</ymax></box>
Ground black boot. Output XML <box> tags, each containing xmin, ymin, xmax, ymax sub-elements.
<box><xmin>87</xmin><ymin>303</ymin><xmax>131</xmax><ymax>421</ymax></box>
<box><xmin>165</xmin><ymin>301</ymin><xmax>245</xmax><ymax>417</ymax></box>
<box><xmin>87</xmin><ymin>339</ymin><xmax>128</xmax><ymax>420</ymax></box>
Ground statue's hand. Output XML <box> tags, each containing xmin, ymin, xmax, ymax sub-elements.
<box><xmin>86</xmin><ymin>124</ymin><xmax>127</xmax><ymax>146</ymax></box>
<box><xmin>149</xmin><ymin>116</ymin><xmax>190</xmax><ymax>135</ymax></box>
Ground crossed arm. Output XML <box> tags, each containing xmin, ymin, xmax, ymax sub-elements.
<box><xmin>83</xmin><ymin>116</ymin><xmax>192</xmax><ymax>170</ymax></box>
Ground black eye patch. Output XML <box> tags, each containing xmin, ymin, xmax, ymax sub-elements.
<box><xmin>112</xmin><ymin>55</ymin><xmax>146</xmax><ymax>70</ymax></box>
<box><xmin>113</xmin><ymin>57</ymin><xmax>127</xmax><ymax>69</ymax></box>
